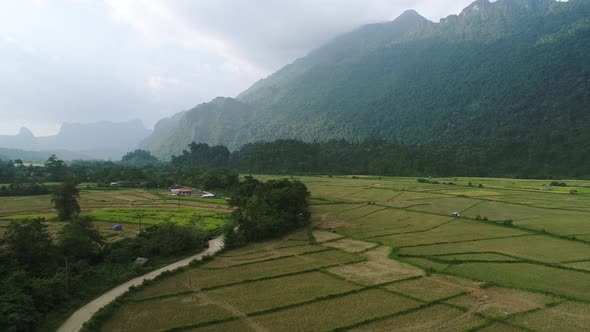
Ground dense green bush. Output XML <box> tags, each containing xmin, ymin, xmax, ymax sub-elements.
<box><xmin>227</xmin><ymin>176</ymin><xmax>310</xmax><ymax>245</ymax></box>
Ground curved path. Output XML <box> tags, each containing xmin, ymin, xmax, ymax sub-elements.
<box><xmin>58</xmin><ymin>237</ymin><xmax>224</xmax><ymax>332</ymax></box>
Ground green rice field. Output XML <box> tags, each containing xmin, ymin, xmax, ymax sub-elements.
<box><xmin>80</xmin><ymin>176</ymin><xmax>590</xmax><ymax>330</ymax></box>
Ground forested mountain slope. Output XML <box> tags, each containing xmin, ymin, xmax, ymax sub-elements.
<box><xmin>142</xmin><ymin>0</ymin><xmax>590</xmax><ymax>176</ymax></box>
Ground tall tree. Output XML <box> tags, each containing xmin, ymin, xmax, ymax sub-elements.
<box><xmin>3</xmin><ymin>218</ymin><xmax>56</xmax><ymax>275</ymax></box>
<box><xmin>57</xmin><ymin>217</ymin><xmax>105</xmax><ymax>261</ymax></box>
<box><xmin>52</xmin><ymin>181</ymin><xmax>80</xmax><ymax>221</ymax></box>
<box><xmin>44</xmin><ymin>155</ymin><xmax>68</xmax><ymax>182</ymax></box>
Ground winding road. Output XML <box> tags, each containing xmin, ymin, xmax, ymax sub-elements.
<box><xmin>58</xmin><ymin>237</ymin><xmax>224</xmax><ymax>332</ymax></box>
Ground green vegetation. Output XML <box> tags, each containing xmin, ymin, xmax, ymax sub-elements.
<box><xmin>225</xmin><ymin>176</ymin><xmax>310</xmax><ymax>245</ymax></box>
<box><xmin>121</xmin><ymin>149</ymin><xmax>159</xmax><ymax>166</ymax></box>
<box><xmin>89</xmin><ymin>175</ymin><xmax>590</xmax><ymax>331</ymax></box>
<box><xmin>52</xmin><ymin>181</ymin><xmax>81</xmax><ymax>221</ymax></box>
<box><xmin>88</xmin><ymin>208</ymin><xmax>228</xmax><ymax>232</ymax></box>
<box><xmin>91</xmin><ymin>176</ymin><xmax>590</xmax><ymax>331</ymax></box>
<box><xmin>142</xmin><ymin>0</ymin><xmax>590</xmax><ymax>179</ymax></box>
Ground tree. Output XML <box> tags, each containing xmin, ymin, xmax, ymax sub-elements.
<box><xmin>44</xmin><ymin>155</ymin><xmax>67</xmax><ymax>182</ymax></box>
<box><xmin>52</xmin><ymin>181</ymin><xmax>80</xmax><ymax>221</ymax></box>
<box><xmin>3</xmin><ymin>218</ymin><xmax>56</xmax><ymax>275</ymax></box>
<box><xmin>121</xmin><ymin>149</ymin><xmax>159</xmax><ymax>166</ymax></box>
<box><xmin>57</xmin><ymin>217</ymin><xmax>105</xmax><ymax>261</ymax></box>
<box><xmin>229</xmin><ymin>177</ymin><xmax>310</xmax><ymax>243</ymax></box>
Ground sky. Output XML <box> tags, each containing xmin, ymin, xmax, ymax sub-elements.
<box><xmin>0</xmin><ymin>0</ymin><xmax>479</xmax><ymax>136</ymax></box>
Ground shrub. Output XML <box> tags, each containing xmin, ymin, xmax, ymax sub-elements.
<box><xmin>502</xmin><ymin>219</ymin><xmax>514</xmax><ymax>227</ymax></box>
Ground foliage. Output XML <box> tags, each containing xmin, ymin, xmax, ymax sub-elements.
<box><xmin>121</xmin><ymin>149</ymin><xmax>159</xmax><ymax>166</ymax></box>
<box><xmin>227</xmin><ymin>176</ymin><xmax>310</xmax><ymax>244</ymax></box>
<box><xmin>140</xmin><ymin>0</ymin><xmax>590</xmax><ymax>178</ymax></box>
<box><xmin>0</xmin><ymin>182</ymin><xmax>52</xmax><ymax>197</ymax></box>
<box><xmin>0</xmin><ymin>217</ymin><xmax>212</xmax><ymax>331</ymax></box>
<box><xmin>57</xmin><ymin>216</ymin><xmax>105</xmax><ymax>261</ymax></box>
<box><xmin>3</xmin><ymin>218</ymin><xmax>57</xmax><ymax>275</ymax></box>
<box><xmin>52</xmin><ymin>181</ymin><xmax>81</xmax><ymax>221</ymax></box>
<box><xmin>45</xmin><ymin>155</ymin><xmax>68</xmax><ymax>182</ymax></box>
<box><xmin>171</xmin><ymin>142</ymin><xmax>230</xmax><ymax>169</ymax></box>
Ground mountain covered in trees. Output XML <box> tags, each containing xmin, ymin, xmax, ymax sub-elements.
<box><xmin>0</xmin><ymin>120</ymin><xmax>151</xmax><ymax>160</ymax></box>
<box><xmin>141</xmin><ymin>0</ymin><xmax>590</xmax><ymax>176</ymax></box>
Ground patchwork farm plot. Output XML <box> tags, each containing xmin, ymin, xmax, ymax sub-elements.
<box><xmin>0</xmin><ymin>188</ymin><xmax>231</xmax><ymax>240</ymax></box>
<box><xmin>92</xmin><ymin>176</ymin><xmax>590</xmax><ymax>331</ymax></box>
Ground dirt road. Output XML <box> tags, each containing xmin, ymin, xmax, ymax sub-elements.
<box><xmin>57</xmin><ymin>237</ymin><xmax>224</xmax><ymax>332</ymax></box>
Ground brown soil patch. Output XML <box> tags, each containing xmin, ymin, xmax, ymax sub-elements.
<box><xmin>387</xmin><ymin>275</ymin><xmax>479</xmax><ymax>301</ymax></box>
<box><xmin>327</xmin><ymin>246</ymin><xmax>423</xmax><ymax>285</ymax></box>
<box><xmin>314</xmin><ymin>220</ymin><xmax>355</xmax><ymax>230</ymax></box>
<box><xmin>324</xmin><ymin>238</ymin><xmax>378</xmax><ymax>253</ymax></box>
<box><xmin>312</xmin><ymin>230</ymin><xmax>345</xmax><ymax>243</ymax></box>
<box><xmin>447</xmin><ymin>286</ymin><xmax>558</xmax><ymax>318</ymax></box>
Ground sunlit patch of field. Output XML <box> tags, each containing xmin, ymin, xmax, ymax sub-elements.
<box><xmin>372</xmin><ymin>219</ymin><xmax>527</xmax><ymax>248</ymax></box>
<box><xmin>445</xmin><ymin>287</ymin><xmax>559</xmax><ymax>318</ymax></box>
<box><xmin>0</xmin><ymin>189</ymin><xmax>232</xmax><ymax>243</ymax></box>
<box><xmin>250</xmin><ymin>289</ymin><xmax>422</xmax><ymax>332</ymax></box>
<box><xmin>400</xmin><ymin>235</ymin><xmax>590</xmax><ymax>263</ymax></box>
<box><xmin>386</xmin><ymin>275</ymin><xmax>478</xmax><ymax>301</ymax></box>
<box><xmin>447</xmin><ymin>262</ymin><xmax>590</xmax><ymax>300</ymax></box>
<box><xmin>204</xmin><ymin>271</ymin><xmax>360</xmax><ymax>314</ymax></box>
<box><xmin>508</xmin><ymin>301</ymin><xmax>590</xmax><ymax>331</ymax></box>
<box><xmin>348</xmin><ymin>304</ymin><xmax>485</xmax><ymax>332</ymax></box>
<box><xmin>100</xmin><ymin>293</ymin><xmax>235</xmax><ymax>332</ymax></box>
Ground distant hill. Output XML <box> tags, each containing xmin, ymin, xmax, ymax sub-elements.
<box><xmin>0</xmin><ymin>148</ymin><xmax>93</xmax><ymax>163</ymax></box>
<box><xmin>0</xmin><ymin>120</ymin><xmax>152</xmax><ymax>160</ymax></box>
<box><xmin>141</xmin><ymin>0</ymin><xmax>590</xmax><ymax>176</ymax></box>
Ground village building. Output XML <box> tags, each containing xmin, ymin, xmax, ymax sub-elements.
<box><xmin>170</xmin><ymin>186</ymin><xmax>193</xmax><ymax>196</ymax></box>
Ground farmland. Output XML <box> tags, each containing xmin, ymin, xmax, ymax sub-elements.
<box><xmin>0</xmin><ymin>188</ymin><xmax>231</xmax><ymax>240</ymax></box>
<box><xmin>89</xmin><ymin>175</ymin><xmax>590</xmax><ymax>331</ymax></box>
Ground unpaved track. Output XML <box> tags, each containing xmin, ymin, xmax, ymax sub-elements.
<box><xmin>57</xmin><ymin>237</ymin><xmax>224</xmax><ymax>332</ymax></box>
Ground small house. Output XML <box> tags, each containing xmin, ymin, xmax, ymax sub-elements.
<box><xmin>170</xmin><ymin>186</ymin><xmax>192</xmax><ymax>196</ymax></box>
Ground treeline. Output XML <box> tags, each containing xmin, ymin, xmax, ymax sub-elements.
<box><xmin>171</xmin><ymin>139</ymin><xmax>585</xmax><ymax>179</ymax></box>
<box><xmin>0</xmin><ymin>151</ymin><xmax>238</xmax><ymax>195</ymax></box>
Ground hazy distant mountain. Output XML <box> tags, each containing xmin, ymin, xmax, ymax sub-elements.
<box><xmin>0</xmin><ymin>148</ymin><xmax>93</xmax><ymax>163</ymax></box>
<box><xmin>0</xmin><ymin>120</ymin><xmax>151</xmax><ymax>160</ymax></box>
<box><xmin>142</xmin><ymin>0</ymin><xmax>590</xmax><ymax>173</ymax></box>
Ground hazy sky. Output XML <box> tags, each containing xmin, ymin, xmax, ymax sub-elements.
<box><xmin>0</xmin><ymin>0</ymin><xmax>478</xmax><ymax>136</ymax></box>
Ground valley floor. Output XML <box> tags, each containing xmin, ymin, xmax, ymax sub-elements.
<box><xmin>92</xmin><ymin>176</ymin><xmax>590</xmax><ymax>331</ymax></box>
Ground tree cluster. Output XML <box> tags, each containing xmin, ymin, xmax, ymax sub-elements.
<box><xmin>225</xmin><ymin>176</ymin><xmax>310</xmax><ymax>247</ymax></box>
<box><xmin>0</xmin><ymin>217</ymin><xmax>208</xmax><ymax>331</ymax></box>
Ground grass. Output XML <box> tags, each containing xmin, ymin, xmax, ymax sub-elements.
<box><xmin>250</xmin><ymin>289</ymin><xmax>421</xmax><ymax>332</ymax></box>
<box><xmin>508</xmin><ymin>301</ymin><xmax>590</xmax><ymax>331</ymax></box>
<box><xmin>99</xmin><ymin>294</ymin><xmax>235</xmax><ymax>332</ymax></box>
<box><xmin>348</xmin><ymin>304</ymin><xmax>485</xmax><ymax>332</ymax></box>
<box><xmin>400</xmin><ymin>235</ymin><xmax>590</xmax><ymax>263</ymax></box>
<box><xmin>205</xmin><ymin>271</ymin><xmax>361</xmax><ymax>314</ymax></box>
<box><xmin>181</xmin><ymin>319</ymin><xmax>252</xmax><ymax>332</ymax></box>
<box><xmin>372</xmin><ymin>219</ymin><xmax>527</xmax><ymax>248</ymax></box>
<box><xmin>87</xmin><ymin>208</ymin><xmax>229</xmax><ymax>231</ymax></box>
<box><xmin>203</xmin><ymin>244</ymin><xmax>327</xmax><ymax>268</ymax></box>
<box><xmin>324</xmin><ymin>238</ymin><xmax>378</xmax><ymax>253</ymax></box>
<box><xmin>447</xmin><ymin>263</ymin><xmax>590</xmax><ymax>301</ymax></box>
<box><xmin>385</xmin><ymin>276</ymin><xmax>471</xmax><ymax>301</ymax></box>
<box><xmin>90</xmin><ymin>175</ymin><xmax>590</xmax><ymax>331</ymax></box>
<box><xmin>435</xmin><ymin>252</ymin><xmax>521</xmax><ymax>262</ymax></box>
<box><xmin>131</xmin><ymin>250</ymin><xmax>364</xmax><ymax>299</ymax></box>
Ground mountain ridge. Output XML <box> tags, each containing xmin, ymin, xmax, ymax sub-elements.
<box><xmin>140</xmin><ymin>0</ymin><xmax>590</xmax><ymax>176</ymax></box>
